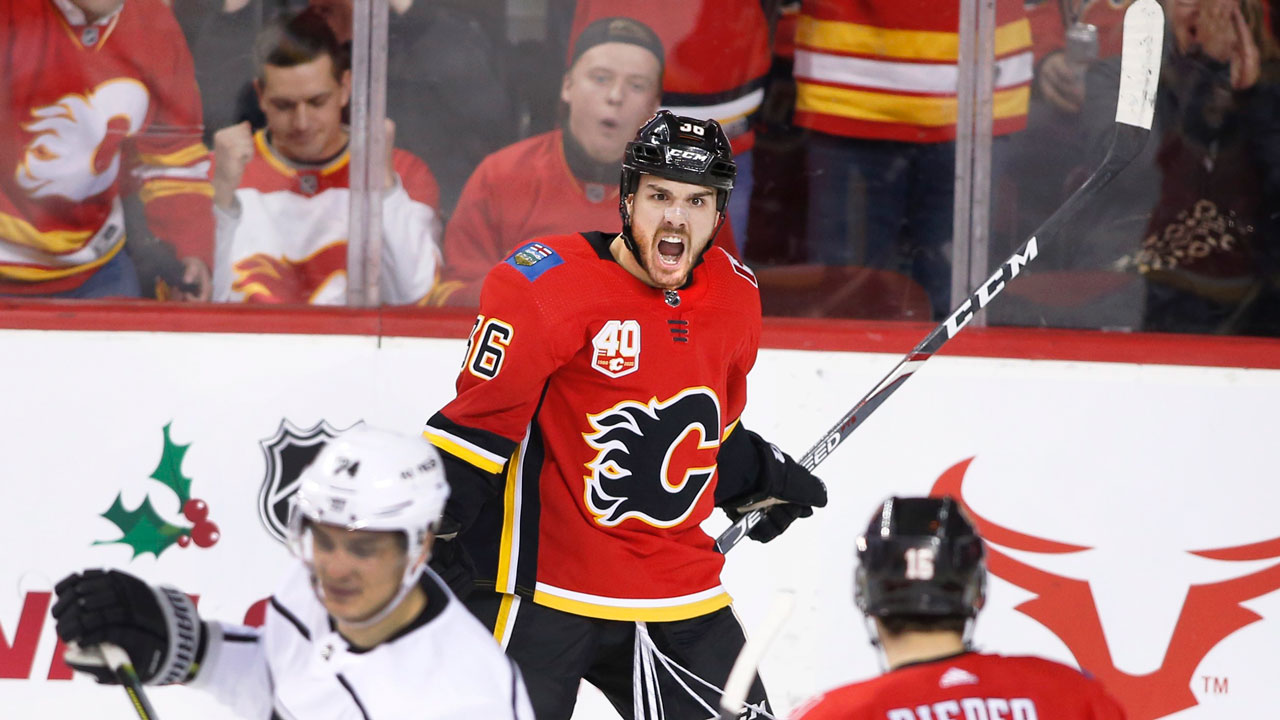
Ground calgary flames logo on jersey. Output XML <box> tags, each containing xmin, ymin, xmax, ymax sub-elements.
<box><xmin>583</xmin><ymin>387</ymin><xmax>721</xmax><ymax>528</ymax></box>
<box><xmin>936</xmin><ymin>458</ymin><xmax>1280</xmax><ymax>720</ymax></box>
<box><xmin>231</xmin><ymin>242</ymin><xmax>347</xmax><ymax>303</ymax></box>
<box><xmin>17</xmin><ymin>79</ymin><xmax>150</xmax><ymax>201</ymax></box>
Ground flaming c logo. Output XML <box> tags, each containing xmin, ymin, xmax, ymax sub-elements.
<box><xmin>17</xmin><ymin>79</ymin><xmax>150</xmax><ymax>201</ymax></box>
<box><xmin>232</xmin><ymin>242</ymin><xmax>347</xmax><ymax>303</ymax></box>
<box><xmin>582</xmin><ymin>387</ymin><xmax>721</xmax><ymax>528</ymax></box>
<box><xmin>933</xmin><ymin>458</ymin><xmax>1280</xmax><ymax>719</ymax></box>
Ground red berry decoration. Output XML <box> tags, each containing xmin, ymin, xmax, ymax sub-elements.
<box><xmin>192</xmin><ymin>521</ymin><xmax>220</xmax><ymax>548</ymax></box>
<box><xmin>176</xmin><ymin>534</ymin><xmax>191</xmax><ymax>548</ymax></box>
<box><xmin>183</xmin><ymin>499</ymin><xmax>209</xmax><ymax>523</ymax></box>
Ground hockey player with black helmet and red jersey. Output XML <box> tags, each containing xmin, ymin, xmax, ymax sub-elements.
<box><xmin>50</xmin><ymin>427</ymin><xmax>534</xmax><ymax>719</ymax></box>
<box><xmin>423</xmin><ymin>110</ymin><xmax>828</xmax><ymax>719</ymax></box>
<box><xmin>791</xmin><ymin>496</ymin><xmax>1127</xmax><ymax>720</ymax></box>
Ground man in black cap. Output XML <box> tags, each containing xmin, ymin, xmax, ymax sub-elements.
<box><xmin>433</xmin><ymin>17</ymin><xmax>735</xmax><ymax>307</ymax></box>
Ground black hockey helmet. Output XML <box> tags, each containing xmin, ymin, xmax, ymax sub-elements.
<box><xmin>855</xmin><ymin>496</ymin><xmax>986</xmax><ymax>620</ymax></box>
<box><xmin>619</xmin><ymin>111</ymin><xmax>736</xmax><ymax>249</ymax></box>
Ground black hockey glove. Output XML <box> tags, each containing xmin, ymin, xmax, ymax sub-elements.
<box><xmin>51</xmin><ymin>569</ymin><xmax>203</xmax><ymax>686</ymax></box>
<box><xmin>723</xmin><ymin>435</ymin><xmax>828</xmax><ymax>543</ymax></box>
<box><xmin>428</xmin><ymin>516</ymin><xmax>478</xmax><ymax>600</ymax></box>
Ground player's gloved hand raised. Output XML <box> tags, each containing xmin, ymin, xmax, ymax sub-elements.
<box><xmin>428</xmin><ymin>516</ymin><xmax>478</xmax><ymax>600</ymax></box>
<box><xmin>51</xmin><ymin>569</ymin><xmax>203</xmax><ymax>686</ymax></box>
<box><xmin>725</xmin><ymin>436</ymin><xmax>828</xmax><ymax>543</ymax></box>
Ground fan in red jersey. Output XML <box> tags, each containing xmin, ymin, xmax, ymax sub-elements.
<box><xmin>0</xmin><ymin>0</ymin><xmax>214</xmax><ymax>299</ymax></box>
<box><xmin>424</xmin><ymin>110</ymin><xmax>827</xmax><ymax>720</ymax></box>
<box><xmin>433</xmin><ymin>17</ymin><xmax>739</xmax><ymax>308</ymax></box>
<box><xmin>792</xmin><ymin>496</ymin><xmax>1127</xmax><ymax>720</ymax></box>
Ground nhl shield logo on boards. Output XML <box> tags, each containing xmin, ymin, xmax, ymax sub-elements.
<box><xmin>257</xmin><ymin>419</ymin><xmax>358</xmax><ymax>543</ymax></box>
<box><xmin>592</xmin><ymin>320</ymin><xmax>641</xmax><ymax>378</ymax></box>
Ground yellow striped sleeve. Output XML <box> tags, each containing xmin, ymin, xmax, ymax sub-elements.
<box><xmin>493</xmin><ymin>442</ymin><xmax>523</xmax><ymax>592</ymax></box>
<box><xmin>797</xmin><ymin>83</ymin><xmax>1030</xmax><ymax>126</ymax></box>
<box><xmin>798</xmin><ymin>16</ymin><xmax>1031</xmax><ymax>62</ymax></box>
<box><xmin>0</xmin><ymin>211</ymin><xmax>94</xmax><ymax>254</ymax></box>
<box><xmin>137</xmin><ymin>142</ymin><xmax>209</xmax><ymax>168</ymax></box>
<box><xmin>423</xmin><ymin>429</ymin><xmax>506</xmax><ymax>474</ymax></box>
<box><xmin>139</xmin><ymin>179</ymin><xmax>214</xmax><ymax>204</ymax></box>
<box><xmin>0</xmin><ymin>238</ymin><xmax>122</xmax><ymax>281</ymax></box>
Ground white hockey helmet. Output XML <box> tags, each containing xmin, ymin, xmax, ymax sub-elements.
<box><xmin>287</xmin><ymin>426</ymin><xmax>449</xmax><ymax>622</ymax></box>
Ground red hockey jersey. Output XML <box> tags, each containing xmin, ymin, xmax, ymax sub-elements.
<box><xmin>793</xmin><ymin>0</ymin><xmax>1032</xmax><ymax>143</ymax></box>
<box><xmin>434</xmin><ymin>130</ymin><xmax>737</xmax><ymax>307</ymax></box>
<box><xmin>0</xmin><ymin>0</ymin><xmax>213</xmax><ymax>293</ymax></box>
<box><xmin>792</xmin><ymin>652</ymin><xmax>1127</xmax><ymax>720</ymax></box>
<box><xmin>570</xmin><ymin>0</ymin><xmax>772</xmax><ymax>154</ymax></box>
<box><xmin>426</xmin><ymin>232</ymin><xmax>762</xmax><ymax>621</ymax></box>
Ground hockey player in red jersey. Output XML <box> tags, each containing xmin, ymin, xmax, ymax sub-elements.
<box><xmin>792</xmin><ymin>496</ymin><xmax>1127</xmax><ymax>720</ymax></box>
<box><xmin>1</xmin><ymin>0</ymin><xmax>214</xmax><ymax>299</ymax></box>
<box><xmin>424</xmin><ymin>110</ymin><xmax>828</xmax><ymax>719</ymax></box>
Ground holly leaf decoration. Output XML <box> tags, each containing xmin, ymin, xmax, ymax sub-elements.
<box><xmin>94</xmin><ymin>493</ymin><xmax>188</xmax><ymax>559</ymax></box>
<box><xmin>149</xmin><ymin>422</ymin><xmax>193</xmax><ymax>507</ymax></box>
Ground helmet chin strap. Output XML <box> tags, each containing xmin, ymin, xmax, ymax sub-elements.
<box><xmin>307</xmin><ymin>552</ymin><xmax>429</xmax><ymax>631</ymax></box>
<box><xmin>863</xmin><ymin>615</ymin><xmax>979</xmax><ymax>674</ymax></box>
<box><xmin>863</xmin><ymin>616</ymin><xmax>890</xmax><ymax>673</ymax></box>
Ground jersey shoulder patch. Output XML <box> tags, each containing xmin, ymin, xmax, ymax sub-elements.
<box><xmin>505</xmin><ymin>241</ymin><xmax>564</xmax><ymax>282</ymax></box>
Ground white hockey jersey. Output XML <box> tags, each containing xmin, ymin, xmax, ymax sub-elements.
<box><xmin>211</xmin><ymin>130</ymin><xmax>443</xmax><ymax>305</ymax></box>
<box><xmin>190</xmin><ymin>564</ymin><xmax>534</xmax><ymax>719</ymax></box>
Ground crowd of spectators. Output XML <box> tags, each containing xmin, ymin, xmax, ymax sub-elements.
<box><xmin>2</xmin><ymin>0</ymin><xmax>1277</xmax><ymax>336</ymax></box>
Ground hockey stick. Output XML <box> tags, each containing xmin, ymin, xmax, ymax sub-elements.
<box><xmin>66</xmin><ymin>642</ymin><xmax>162</xmax><ymax>720</ymax></box>
<box><xmin>718</xmin><ymin>590</ymin><xmax>796</xmax><ymax>720</ymax></box>
<box><xmin>717</xmin><ymin>0</ymin><xmax>1165</xmax><ymax>555</ymax></box>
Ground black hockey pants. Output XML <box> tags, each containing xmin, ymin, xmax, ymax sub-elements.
<box><xmin>466</xmin><ymin>591</ymin><xmax>771</xmax><ymax>720</ymax></box>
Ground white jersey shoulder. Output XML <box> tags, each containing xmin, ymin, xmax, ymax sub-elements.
<box><xmin>192</xmin><ymin>564</ymin><xmax>533</xmax><ymax>720</ymax></box>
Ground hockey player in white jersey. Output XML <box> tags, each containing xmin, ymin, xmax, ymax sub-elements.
<box><xmin>51</xmin><ymin>427</ymin><xmax>534</xmax><ymax>719</ymax></box>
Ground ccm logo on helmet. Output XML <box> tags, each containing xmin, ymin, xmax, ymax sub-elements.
<box><xmin>670</xmin><ymin>146</ymin><xmax>711</xmax><ymax>169</ymax></box>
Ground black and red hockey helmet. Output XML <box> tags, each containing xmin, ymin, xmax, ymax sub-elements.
<box><xmin>854</xmin><ymin>496</ymin><xmax>987</xmax><ymax>620</ymax></box>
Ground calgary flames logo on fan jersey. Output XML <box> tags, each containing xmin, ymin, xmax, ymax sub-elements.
<box><xmin>583</xmin><ymin>387</ymin><xmax>721</xmax><ymax>528</ymax></box>
<box><xmin>17</xmin><ymin>79</ymin><xmax>150</xmax><ymax>201</ymax></box>
<box><xmin>231</xmin><ymin>242</ymin><xmax>347</xmax><ymax>303</ymax></box>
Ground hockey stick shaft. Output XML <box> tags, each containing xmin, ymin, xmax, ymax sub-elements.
<box><xmin>102</xmin><ymin>643</ymin><xmax>161</xmax><ymax>720</ymax></box>
<box><xmin>716</xmin><ymin>0</ymin><xmax>1164</xmax><ymax>555</ymax></box>
<box><xmin>718</xmin><ymin>590</ymin><xmax>795</xmax><ymax>720</ymax></box>
<box><xmin>68</xmin><ymin>642</ymin><xmax>162</xmax><ymax>720</ymax></box>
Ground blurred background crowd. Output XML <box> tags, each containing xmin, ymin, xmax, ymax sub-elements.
<box><xmin>3</xmin><ymin>0</ymin><xmax>1278</xmax><ymax>336</ymax></box>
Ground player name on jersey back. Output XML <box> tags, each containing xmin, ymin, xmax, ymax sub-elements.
<box><xmin>887</xmin><ymin>697</ymin><xmax>1038</xmax><ymax>720</ymax></box>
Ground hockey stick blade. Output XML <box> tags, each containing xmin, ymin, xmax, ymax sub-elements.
<box><xmin>716</xmin><ymin>0</ymin><xmax>1163</xmax><ymax>555</ymax></box>
<box><xmin>718</xmin><ymin>590</ymin><xmax>796</xmax><ymax>720</ymax></box>
<box><xmin>66</xmin><ymin>642</ymin><xmax>162</xmax><ymax>720</ymax></box>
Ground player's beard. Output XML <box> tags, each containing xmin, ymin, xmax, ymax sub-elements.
<box><xmin>638</xmin><ymin>223</ymin><xmax>700</xmax><ymax>290</ymax></box>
